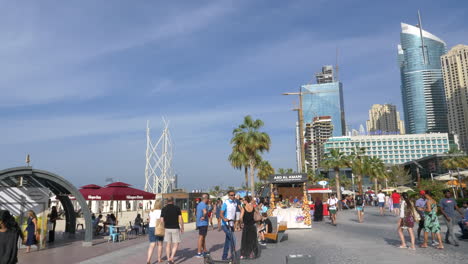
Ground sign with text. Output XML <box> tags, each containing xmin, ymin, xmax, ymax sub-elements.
<box><xmin>269</xmin><ymin>173</ymin><xmax>307</xmax><ymax>183</ymax></box>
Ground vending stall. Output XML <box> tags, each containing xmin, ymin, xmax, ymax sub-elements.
<box><xmin>268</xmin><ymin>173</ymin><xmax>311</xmax><ymax>229</ymax></box>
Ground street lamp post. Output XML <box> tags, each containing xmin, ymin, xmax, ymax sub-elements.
<box><xmin>283</xmin><ymin>88</ymin><xmax>336</xmax><ymax>173</ymax></box>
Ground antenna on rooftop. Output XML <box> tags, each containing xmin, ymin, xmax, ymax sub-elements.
<box><xmin>417</xmin><ymin>10</ymin><xmax>427</xmax><ymax>65</ymax></box>
<box><xmin>335</xmin><ymin>47</ymin><xmax>339</xmax><ymax>82</ymax></box>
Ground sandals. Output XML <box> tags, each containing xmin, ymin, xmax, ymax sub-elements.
<box><xmin>398</xmin><ymin>245</ymin><xmax>407</xmax><ymax>249</ymax></box>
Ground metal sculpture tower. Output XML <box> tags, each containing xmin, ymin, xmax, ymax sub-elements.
<box><xmin>145</xmin><ymin>119</ymin><xmax>175</xmax><ymax>194</ymax></box>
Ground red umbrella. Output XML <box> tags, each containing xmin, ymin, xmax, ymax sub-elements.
<box><xmin>99</xmin><ymin>182</ymin><xmax>156</xmax><ymax>200</ymax></box>
<box><xmin>79</xmin><ymin>184</ymin><xmax>104</xmax><ymax>200</ymax></box>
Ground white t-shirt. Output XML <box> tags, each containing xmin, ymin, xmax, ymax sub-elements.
<box><xmin>327</xmin><ymin>198</ymin><xmax>339</xmax><ymax>210</ymax></box>
<box><xmin>377</xmin><ymin>193</ymin><xmax>386</xmax><ymax>203</ymax></box>
<box><xmin>148</xmin><ymin>209</ymin><xmax>161</xmax><ymax>228</ymax></box>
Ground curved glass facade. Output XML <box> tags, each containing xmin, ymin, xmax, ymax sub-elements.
<box><xmin>399</xmin><ymin>23</ymin><xmax>448</xmax><ymax>134</ymax></box>
<box><xmin>302</xmin><ymin>82</ymin><xmax>345</xmax><ymax>137</ymax></box>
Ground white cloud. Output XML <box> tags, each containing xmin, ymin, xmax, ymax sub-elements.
<box><xmin>0</xmin><ymin>1</ymin><xmax>235</xmax><ymax>107</ymax></box>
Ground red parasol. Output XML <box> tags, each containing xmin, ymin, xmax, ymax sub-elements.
<box><xmin>79</xmin><ymin>184</ymin><xmax>104</xmax><ymax>200</ymax></box>
<box><xmin>79</xmin><ymin>182</ymin><xmax>155</xmax><ymax>201</ymax></box>
<box><xmin>99</xmin><ymin>182</ymin><xmax>156</xmax><ymax>200</ymax></box>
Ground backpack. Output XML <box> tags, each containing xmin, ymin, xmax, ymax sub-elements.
<box><xmin>356</xmin><ymin>195</ymin><xmax>363</xmax><ymax>206</ymax></box>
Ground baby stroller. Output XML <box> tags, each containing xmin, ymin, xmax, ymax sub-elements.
<box><xmin>204</xmin><ymin>220</ymin><xmax>239</xmax><ymax>264</ymax></box>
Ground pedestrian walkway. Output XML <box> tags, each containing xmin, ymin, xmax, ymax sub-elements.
<box><xmin>81</xmin><ymin>207</ymin><xmax>468</xmax><ymax>264</ymax></box>
<box><xmin>21</xmin><ymin>208</ymin><xmax>468</xmax><ymax>264</ymax></box>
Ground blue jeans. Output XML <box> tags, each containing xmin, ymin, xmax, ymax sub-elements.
<box><xmin>222</xmin><ymin>225</ymin><xmax>235</xmax><ymax>260</ymax></box>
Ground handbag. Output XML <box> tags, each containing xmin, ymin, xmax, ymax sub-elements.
<box><xmin>253</xmin><ymin>208</ymin><xmax>262</xmax><ymax>222</ymax></box>
<box><xmin>155</xmin><ymin>219</ymin><xmax>165</xmax><ymax>236</ymax></box>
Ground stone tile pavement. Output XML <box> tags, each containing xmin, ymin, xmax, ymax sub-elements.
<box><xmin>20</xmin><ymin>207</ymin><xmax>468</xmax><ymax>264</ymax></box>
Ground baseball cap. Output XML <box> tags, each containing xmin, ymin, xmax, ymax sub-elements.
<box><xmin>419</xmin><ymin>190</ymin><xmax>426</xmax><ymax>195</ymax></box>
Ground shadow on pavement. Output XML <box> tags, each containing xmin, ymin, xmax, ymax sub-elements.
<box><xmin>383</xmin><ymin>237</ymin><xmax>402</xmax><ymax>247</ymax></box>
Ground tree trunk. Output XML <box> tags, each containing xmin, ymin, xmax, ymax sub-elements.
<box><xmin>457</xmin><ymin>168</ymin><xmax>464</xmax><ymax>198</ymax></box>
<box><xmin>244</xmin><ymin>167</ymin><xmax>249</xmax><ymax>188</ymax></box>
<box><xmin>335</xmin><ymin>169</ymin><xmax>341</xmax><ymax>208</ymax></box>
<box><xmin>357</xmin><ymin>174</ymin><xmax>363</xmax><ymax>194</ymax></box>
<box><xmin>374</xmin><ymin>178</ymin><xmax>378</xmax><ymax>196</ymax></box>
<box><xmin>250</xmin><ymin>160</ymin><xmax>255</xmax><ymax>198</ymax></box>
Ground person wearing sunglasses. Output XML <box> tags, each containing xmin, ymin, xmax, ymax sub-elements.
<box><xmin>220</xmin><ymin>191</ymin><xmax>238</xmax><ymax>261</ymax></box>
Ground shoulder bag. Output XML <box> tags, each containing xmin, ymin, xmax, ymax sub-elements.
<box><xmin>155</xmin><ymin>218</ymin><xmax>165</xmax><ymax>236</ymax></box>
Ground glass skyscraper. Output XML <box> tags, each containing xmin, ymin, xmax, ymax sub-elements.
<box><xmin>302</xmin><ymin>81</ymin><xmax>346</xmax><ymax>137</ymax></box>
<box><xmin>398</xmin><ymin>22</ymin><xmax>448</xmax><ymax>134</ymax></box>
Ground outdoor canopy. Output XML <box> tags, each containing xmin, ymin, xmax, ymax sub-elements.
<box><xmin>79</xmin><ymin>182</ymin><xmax>155</xmax><ymax>200</ymax></box>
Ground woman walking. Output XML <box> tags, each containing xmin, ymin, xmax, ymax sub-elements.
<box><xmin>25</xmin><ymin>210</ymin><xmax>38</xmax><ymax>253</ymax></box>
<box><xmin>147</xmin><ymin>200</ymin><xmax>164</xmax><ymax>264</ymax></box>
<box><xmin>207</xmin><ymin>199</ymin><xmax>214</xmax><ymax>229</ymax></box>
<box><xmin>0</xmin><ymin>210</ymin><xmax>23</xmax><ymax>264</ymax></box>
<box><xmin>240</xmin><ymin>196</ymin><xmax>259</xmax><ymax>259</ymax></box>
<box><xmin>215</xmin><ymin>199</ymin><xmax>222</xmax><ymax>231</ymax></box>
<box><xmin>397</xmin><ymin>192</ymin><xmax>417</xmax><ymax>250</ymax></box>
<box><xmin>420</xmin><ymin>191</ymin><xmax>444</xmax><ymax>249</ymax></box>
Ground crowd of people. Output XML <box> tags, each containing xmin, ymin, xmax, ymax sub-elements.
<box><xmin>146</xmin><ymin>191</ymin><xmax>272</xmax><ymax>263</ymax></box>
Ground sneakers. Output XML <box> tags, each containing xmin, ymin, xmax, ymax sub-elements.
<box><xmin>431</xmin><ymin>241</ymin><xmax>439</xmax><ymax>246</ymax></box>
<box><xmin>195</xmin><ymin>253</ymin><xmax>204</xmax><ymax>258</ymax></box>
<box><xmin>259</xmin><ymin>240</ymin><xmax>267</xmax><ymax>246</ymax></box>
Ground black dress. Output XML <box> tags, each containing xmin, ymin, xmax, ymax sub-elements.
<box><xmin>240</xmin><ymin>209</ymin><xmax>259</xmax><ymax>258</ymax></box>
<box><xmin>314</xmin><ymin>200</ymin><xmax>323</xmax><ymax>222</ymax></box>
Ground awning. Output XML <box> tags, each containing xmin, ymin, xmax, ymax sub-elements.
<box><xmin>308</xmin><ymin>188</ymin><xmax>332</xmax><ymax>194</ymax></box>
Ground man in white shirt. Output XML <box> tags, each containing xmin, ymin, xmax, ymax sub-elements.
<box><xmin>377</xmin><ymin>190</ymin><xmax>386</xmax><ymax>216</ymax></box>
<box><xmin>220</xmin><ymin>190</ymin><xmax>237</xmax><ymax>261</ymax></box>
<box><xmin>327</xmin><ymin>194</ymin><xmax>339</xmax><ymax>226</ymax></box>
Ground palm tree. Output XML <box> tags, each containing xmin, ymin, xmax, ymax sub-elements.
<box><xmin>442</xmin><ymin>156</ymin><xmax>468</xmax><ymax>198</ymax></box>
<box><xmin>321</xmin><ymin>149</ymin><xmax>348</xmax><ymax>203</ymax></box>
<box><xmin>367</xmin><ymin>156</ymin><xmax>385</xmax><ymax>194</ymax></box>
<box><xmin>386</xmin><ymin>165</ymin><xmax>411</xmax><ymax>186</ymax></box>
<box><xmin>228</xmin><ymin>146</ymin><xmax>250</xmax><ymax>188</ymax></box>
<box><xmin>257</xmin><ymin>160</ymin><xmax>275</xmax><ymax>183</ymax></box>
<box><xmin>348</xmin><ymin>147</ymin><xmax>367</xmax><ymax>194</ymax></box>
<box><xmin>277</xmin><ymin>168</ymin><xmax>295</xmax><ymax>174</ymax></box>
<box><xmin>307</xmin><ymin>169</ymin><xmax>325</xmax><ymax>185</ymax></box>
<box><xmin>230</xmin><ymin>115</ymin><xmax>271</xmax><ymax>198</ymax></box>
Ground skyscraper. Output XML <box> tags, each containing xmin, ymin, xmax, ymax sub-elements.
<box><xmin>302</xmin><ymin>66</ymin><xmax>346</xmax><ymax>137</ymax></box>
<box><xmin>441</xmin><ymin>45</ymin><xmax>468</xmax><ymax>153</ymax></box>
<box><xmin>398</xmin><ymin>14</ymin><xmax>448</xmax><ymax>134</ymax></box>
<box><xmin>366</xmin><ymin>104</ymin><xmax>405</xmax><ymax>134</ymax></box>
<box><xmin>305</xmin><ymin>116</ymin><xmax>333</xmax><ymax>170</ymax></box>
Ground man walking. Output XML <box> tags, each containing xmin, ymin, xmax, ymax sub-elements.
<box><xmin>220</xmin><ymin>190</ymin><xmax>238</xmax><ymax>261</ymax></box>
<box><xmin>327</xmin><ymin>194</ymin><xmax>339</xmax><ymax>226</ymax></box>
<box><xmin>439</xmin><ymin>190</ymin><xmax>463</xmax><ymax>246</ymax></box>
<box><xmin>196</xmin><ymin>194</ymin><xmax>209</xmax><ymax>258</ymax></box>
<box><xmin>161</xmin><ymin>197</ymin><xmax>184</xmax><ymax>264</ymax></box>
<box><xmin>376</xmin><ymin>190</ymin><xmax>385</xmax><ymax>216</ymax></box>
<box><xmin>415</xmin><ymin>191</ymin><xmax>427</xmax><ymax>242</ymax></box>
<box><xmin>391</xmin><ymin>191</ymin><xmax>401</xmax><ymax>216</ymax></box>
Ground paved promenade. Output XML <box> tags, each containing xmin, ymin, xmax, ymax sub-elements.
<box><xmin>20</xmin><ymin>207</ymin><xmax>468</xmax><ymax>264</ymax></box>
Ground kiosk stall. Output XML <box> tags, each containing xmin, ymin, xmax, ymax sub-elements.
<box><xmin>307</xmin><ymin>187</ymin><xmax>332</xmax><ymax>217</ymax></box>
<box><xmin>268</xmin><ymin>173</ymin><xmax>311</xmax><ymax>229</ymax></box>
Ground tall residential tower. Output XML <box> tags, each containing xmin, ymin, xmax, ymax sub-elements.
<box><xmin>398</xmin><ymin>14</ymin><xmax>448</xmax><ymax>134</ymax></box>
<box><xmin>441</xmin><ymin>45</ymin><xmax>468</xmax><ymax>153</ymax></box>
<box><xmin>366</xmin><ymin>104</ymin><xmax>405</xmax><ymax>134</ymax></box>
<box><xmin>305</xmin><ymin>116</ymin><xmax>334</xmax><ymax>170</ymax></box>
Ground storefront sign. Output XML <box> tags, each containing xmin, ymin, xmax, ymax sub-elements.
<box><xmin>269</xmin><ymin>173</ymin><xmax>307</xmax><ymax>183</ymax></box>
<box><xmin>87</xmin><ymin>195</ymin><xmax>102</xmax><ymax>200</ymax></box>
<box><xmin>126</xmin><ymin>195</ymin><xmax>143</xmax><ymax>200</ymax></box>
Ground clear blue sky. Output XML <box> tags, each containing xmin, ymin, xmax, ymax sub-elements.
<box><xmin>1</xmin><ymin>0</ymin><xmax>467</xmax><ymax>191</ymax></box>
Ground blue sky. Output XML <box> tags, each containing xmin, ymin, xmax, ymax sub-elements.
<box><xmin>1</xmin><ymin>0</ymin><xmax>467</xmax><ymax>191</ymax></box>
